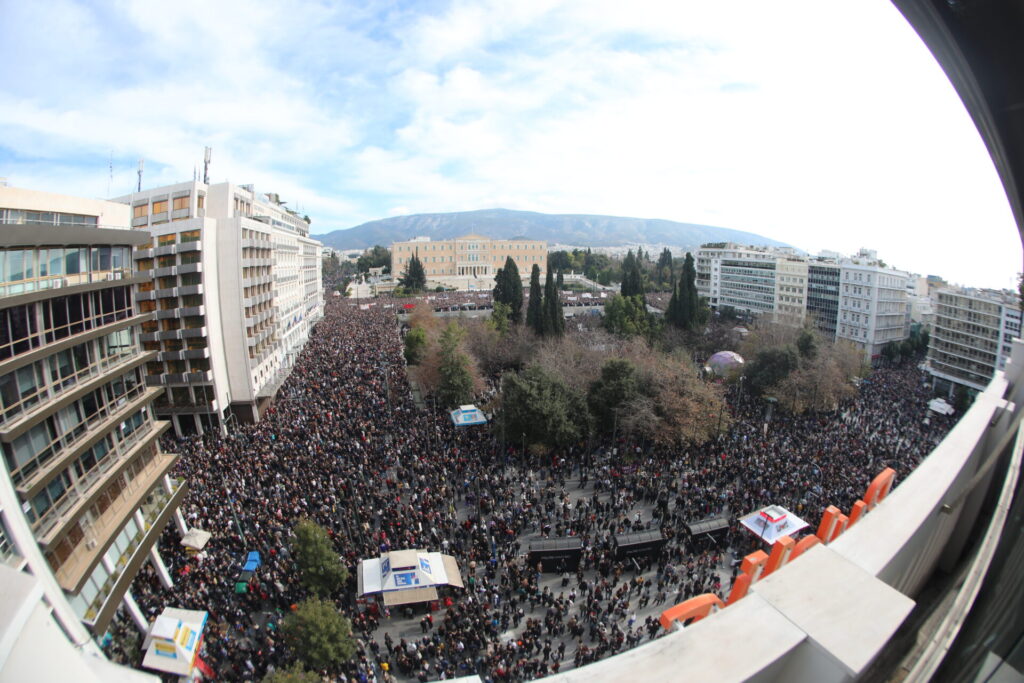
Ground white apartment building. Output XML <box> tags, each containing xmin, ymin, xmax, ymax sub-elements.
<box><xmin>113</xmin><ymin>182</ymin><xmax>323</xmax><ymax>435</ymax></box>
<box><xmin>927</xmin><ymin>287</ymin><xmax>1021</xmax><ymax>394</ymax></box>
<box><xmin>836</xmin><ymin>254</ymin><xmax>910</xmax><ymax>358</ymax></box>
<box><xmin>0</xmin><ymin>185</ymin><xmax>184</xmax><ymax>675</ymax></box>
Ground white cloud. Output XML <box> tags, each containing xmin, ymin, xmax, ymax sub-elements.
<box><xmin>0</xmin><ymin>0</ymin><xmax>1018</xmax><ymax>286</ymax></box>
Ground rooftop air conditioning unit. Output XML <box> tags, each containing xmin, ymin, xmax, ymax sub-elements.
<box><xmin>85</xmin><ymin>538</ymin><xmax>97</xmax><ymax>550</ymax></box>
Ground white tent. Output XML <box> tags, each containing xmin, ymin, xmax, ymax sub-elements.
<box><xmin>141</xmin><ymin>607</ymin><xmax>208</xmax><ymax>677</ymax></box>
<box><xmin>358</xmin><ymin>549</ymin><xmax>464</xmax><ymax>607</ymax></box>
<box><xmin>928</xmin><ymin>398</ymin><xmax>955</xmax><ymax>416</ymax></box>
<box><xmin>740</xmin><ymin>505</ymin><xmax>809</xmax><ymax>544</ymax></box>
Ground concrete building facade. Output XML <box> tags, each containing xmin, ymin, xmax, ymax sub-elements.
<box><xmin>836</xmin><ymin>253</ymin><xmax>910</xmax><ymax>358</ymax></box>
<box><xmin>113</xmin><ymin>182</ymin><xmax>323</xmax><ymax>435</ymax></box>
<box><xmin>391</xmin><ymin>235</ymin><xmax>546</xmax><ymax>290</ymax></box>
<box><xmin>0</xmin><ymin>186</ymin><xmax>186</xmax><ymax>651</ymax></box>
<box><xmin>697</xmin><ymin>243</ymin><xmax>909</xmax><ymax>360</ymax></box>
<box><xmin>927</xmin><ymin>287</ymin><xmax>1021</xmax><ymax>394</ymax></box>
<box><xmin>806</xmin><ymin>261</ymin><xmax>842</xmax><ymax>341</ymax></box>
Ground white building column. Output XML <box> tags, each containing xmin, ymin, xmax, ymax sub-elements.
<box><xmin>122</xmin><ymin>591</ymin><xmax>149</xmax><ymax>635</ymax></box>
<box><xmin>174</xmin><ymin>508</ymin><xmax>189</xmax><ymax>536</ymax></box>
<box><xmin>149</xmin><ymin>546</ymin><xmax>173</xmax><ymax>589</ymax></box>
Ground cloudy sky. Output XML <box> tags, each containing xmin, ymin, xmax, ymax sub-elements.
<box><xmin>1</xmin><ymin>0</ymin><xmax>1019</xmax><ymax>288</ymax></box>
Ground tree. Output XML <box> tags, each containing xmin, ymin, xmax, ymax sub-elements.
<box><xmin>399</xmin><ymin>252</ymin><xmax>427</xmax><ymax>292</ymax></box>
<box><xmin>603</xmin><ymin>293</ymin><xmax>650</xmax><ymax>337</ymax></box>
<box><xmin>620</xmin><ymin>250</ymin><xmax>644</xmax><ymax>299</ymax></box>
<box><xmin>282</xmin><ymin>598</ymin><xmax>356</xmax><ymax>671</ymax></box>
<box><xmin>501</xmin><ymin>365</ymin><xmax>590</xmax><ymax>450</ymax></box>
<box><xmin>263</xmin><ymin>663</ymin><xmax>321</xmax><ymax>683</ymax></box>
<box><xmin>543</xmin><ymin>267</ymin><xmax>564</xmax><ymax>337</ymax></box>
<box><xmin>681</xmin><ymin>253</ymin><xmax>698</xmax><ymax>329</ymax></box>
<box><xmin>655</xmin><ymin>248</ymin><xmax>674</xmax><ymax>289</ymax></box>
<box><xmin>487</xmin><ymin>301</ymin><xmax>511</xmax><ymax>336</ymax></box>
<box><xmin>556</xmin><ymin>270</ymin><xmax>564</xmax><ymax>291</ymax></box>
<box><xmin>881</xmin><ymin>340</ymin><xmax>900</xmax><ymax>365</ymax></box>
<box><xmin>746</xmin><ymin>346</ymin><xmax>800</xmax><ymax>396</ymax></box>
<box><xmin>492</xmin><ymin>258</ymin><xmax>523</xmax><ymax>325</ymax></box>
<box><xmin>796</xmin><ymin>328</ymin><xmax>818</xmax><ymax>360</ymax></box>
<box><xmin>292</xmin><ymin>519</ymin><xmax>348</xmax><ymax>597</ymax></box>
<box><xmin>526</xmin><ymin>264</ymin><xmax>544</xmax><ymax>335</ymax></box>
<box><xmin>587</xmin><ymin>359</ymin><xmax>641</xmax><ymax>430</ymax></box>
<box><xmin>438</xmin><ymin>321</ymin><xmax>474</xmax><ymax>407</ymax></box>
<box><xmin>404</xmin><ymin>327</ymin><xmax>427</xmax><ymax>365</ymax></box>
<box><xmin>356</xmin><ymin>245</ymin><xmax>390</xmax><ymax>273</ymax></box>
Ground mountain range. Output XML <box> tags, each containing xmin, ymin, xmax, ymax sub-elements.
<box><xmin>313</xmin><ymin>208</ymin><xmax>789</xmax><ymax>253</ymax></box>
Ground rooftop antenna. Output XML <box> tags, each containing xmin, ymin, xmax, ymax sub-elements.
<box><xmin>203</xmin><ymin>146</ymin><xmax>212</xmax><ymax>184</ymax></box>
<box><xmin>107</xmin><ymin>151</ymin><xmax>113</xmax><ymax>197</ymax></box>
<box><xmin>137</xmin><ymin>159</ymin><xmax>144</xmax><ymax>192</ymax></box>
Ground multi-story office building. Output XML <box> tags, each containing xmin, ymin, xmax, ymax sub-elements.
<box><xmin>927</xmin><ymin>287</ymin><xmax>1021</xmax><ymax>394</ymax></box>
<box><xmin>391</xmin><ymin>235</ymin><xmax>546</xmax><ymax>290</ymax></box>
<box><xmin>775</xmin><ymin>258</ymin><xmax>808</xmax><ymax>322</ymax></box>
<box><xmin>113</xmin><ymin>182</ymin><xmax>323</xmax><ymax>435</ymax></box>
<box><xmin>0</xmin><ymin>185</ymin><xmax>186</xmax><ymax>652</ymax></box>
<box><xmin>806</xmin><ymin>261</ymin><xmax>842</xmax><ymax>340</ymax></box>
<box><xmin>695</xmin><ymin>243</ymin><xmax>779</xmax><ymax>313</ymax></box>
<box><xmin>697</xmin><ymin>243</ymin><xmax>909</xmax><ymax>360</ymax></box>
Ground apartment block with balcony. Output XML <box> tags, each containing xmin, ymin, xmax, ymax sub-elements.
<box><xmin>927</xmin><ymin>287</ymin><xmax>1021</xmax><ymax>394</ymax></box>
<box><xmin>0</xmin><ymin>186</ymin><xmax>186</xmax><ymax>653</ymax></box>
<box><xmin>114</xmin><ymin>181</ymin><xmax>323</xmax><ymax>434</ymax></box>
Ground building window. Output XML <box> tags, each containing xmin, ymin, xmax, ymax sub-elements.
<box><xmin>152</xmin><ymin>200</ymin><xmax>168</xmax><ymax>214</ymax></box>
<box><xmin>133</xmin><ymin>205</ymin><xmax>148</xmax><ymax>219</ymax></box>
<box><xmin>180</xmin><ymin>230</ymin><xmax>200</xmax><ymax>243</ymax></box>
<box><xmin>172</xmin><ymin>196</ymin><xmax>189</xmax><ymax>211</ymax></box>
<box><xmin>157</xmin><ymin>234</ymin><xmax>176</xmax><ymax>246</ymax></box>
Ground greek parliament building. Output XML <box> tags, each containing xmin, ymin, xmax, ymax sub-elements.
<box><xmin>391</xmin><ymin>235</ymin><xmax>546</xmax><ymax>289</ymax></box>
<box><xmin>111</xmin><ymin>181</ymin><xmax>323</xmax><ymax>436</ymax></box>
<box><xmin>0</xmin><ymin>184</ymin><xmax>184</xmax><ymax>681</ymax></box>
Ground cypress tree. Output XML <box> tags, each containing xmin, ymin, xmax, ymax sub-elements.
<box><xmin>492</xmin><ymin>258</ymin><xmax>523</xmax><ymax>325</ymax></box>
<box><xmin>526</xmin><ymin>264</ymin><xmax>543</xmax><ymax>334</ymax></box>
<box><xmin>505</xmin><ymin>257</ymin><xmax>523</xmax><ymax>325</ymax></box>
<box><xmin>543</xmin><ymin>267</ymin><xmax>563</xmax><ymax>337</ymax></box>
<box><xmin>682</xmin><ymin>253</ymin><xmax>698</xmax><ymax>329</ymax></box>
<box><xmin>666</xmin><ymin>274</ymin><xmax>683</xmax><ymax>329</ymax></box>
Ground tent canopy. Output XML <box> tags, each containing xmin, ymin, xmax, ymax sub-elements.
<box><xmin>359</xmin><ymin>549</ymin><xmax>463</xmax><ymax>603</ymax></box>
<box><xmin>451</xmin><ymin>405</ymin><xmax>488</xmax><ymax>427</ymax></box>
<box><xmin>739</xmin><ymin>505</ymin><xmax>809</xmax><ymax>544</ymax></box>
<box><xmin>180</xmin><ymin>528</ymin><xmax>211</xmax><ymax>551</ymax></box>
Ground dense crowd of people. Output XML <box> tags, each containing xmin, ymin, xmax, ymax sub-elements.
<box><xmin>103</xmin><ymin>296</ymin><xmax>955</xmax><ymax>682</ymax></box>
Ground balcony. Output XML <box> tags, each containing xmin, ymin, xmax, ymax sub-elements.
<box><xmin>31</xmin><ymin>418</ymin><xmax>171</xmax><ymax>549</ymax></box>
<box><xmin>53</xmin><ymin>451</ymin><xmax>181</xmax><ymax>594</ymax></box>
<box><xmin>157</xmin><ymin>347</ymin><xmax>209</xmax><ymax>362</ymax></box>
<box><xmin>141</xmin><ymin>326</ymin><xmax>206</xmax><ymax>342</ymax></box>
<box><xmin>85</xmin><ymin>476</ymin><xmax>188</xmax><ymax>635</ymax></box>
<box><xmin>162</xmin><ymin>371</ymin><xmax>213</xmax><ymax>385</ymax></box>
